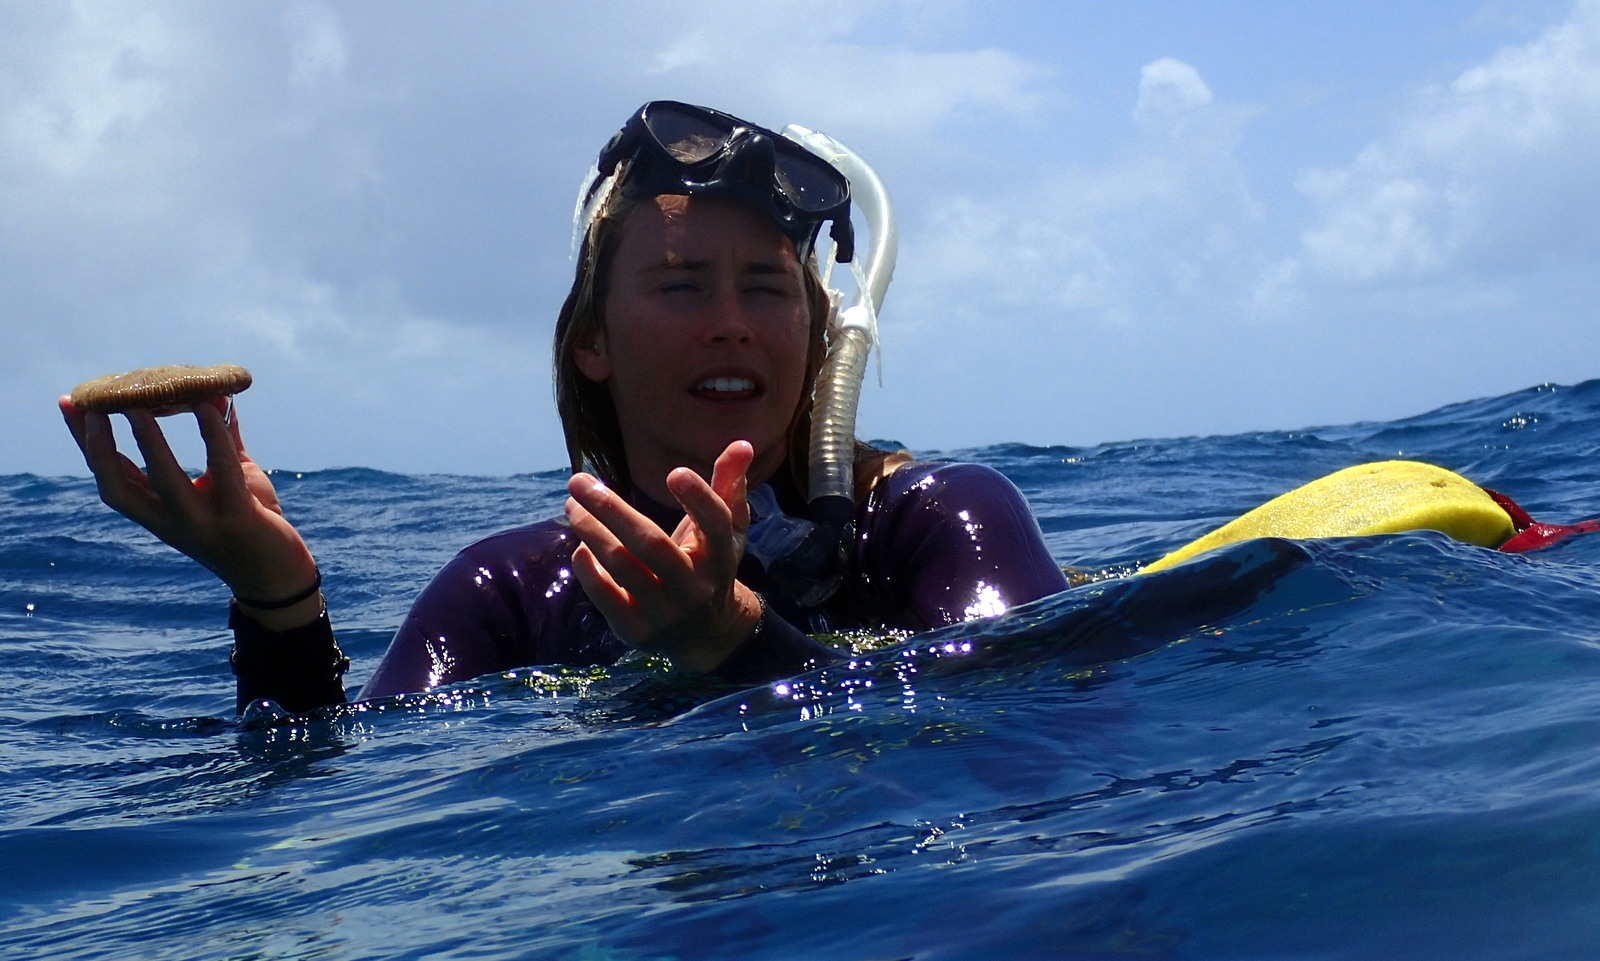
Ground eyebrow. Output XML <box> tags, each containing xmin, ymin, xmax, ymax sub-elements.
<box><xmin>643</xmin><ymin>256</ymin><xmax>794</xmax><ymax>276</ymax></box>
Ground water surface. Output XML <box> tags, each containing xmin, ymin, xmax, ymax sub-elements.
<box><xmin>5</xmin><ymin>381</ymin><xmax>1600</xmax><ymax>959</ymax></box>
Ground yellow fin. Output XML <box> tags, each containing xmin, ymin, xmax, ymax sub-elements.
<box><xmin>1141</xmin><ymin>460</ymin><xmax>1515</xmax><ymax>574</ymax></box>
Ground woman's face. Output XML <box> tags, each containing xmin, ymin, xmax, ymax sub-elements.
<box><xmin>574</xmin><ymin>194</ymin><xmax>812</xmax><ymax>499</ymax></box>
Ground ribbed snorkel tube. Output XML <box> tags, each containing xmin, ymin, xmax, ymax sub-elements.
<box><xmin>781</xmin><ymin>124</ymin><xmax>899</xmax><ymax>600</ymax></box>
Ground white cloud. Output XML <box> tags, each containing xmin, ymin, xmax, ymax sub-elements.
<box><xmin>1135</xmin><ymin>57</ymin><xmax>1214</xmax><ymax>137</ymax></box>
<box><xmin>896</xmin><ymin>58</ymin><xmax>1262</xmax><ymax>333</ymax></box>
<box><xmin>1278</xmin><ymin>0</ymin><xmax>1600</xmax><ymax>290</ymax></box>
<box><xmin>286</xmin><ymin>1</ymin><xmax>347</xmax><ymax>92</ymax></box>
<box><xmin>1</xmin><ymin>6</ymin><xmax>174</xmax><ymax>174</ymax></box>
<box><xmin>626</xmin><ymin>2</ymin><xmax>1051</xmax><ymax>137</ymax></box>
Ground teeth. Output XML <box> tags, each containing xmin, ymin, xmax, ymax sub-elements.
<box><xmin>697</xmin><ymin>377</ymin><xmax>755</xmax><ymax>393</ymax></box>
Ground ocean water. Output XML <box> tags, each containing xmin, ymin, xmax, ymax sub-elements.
<box><xmin>5</xmin><ymin>380</ymin><xmax>1600</xmax><ymax>960</ymax></box>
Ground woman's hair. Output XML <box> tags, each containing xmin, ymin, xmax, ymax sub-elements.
<box><xmin>552</xmin><ymin>178</ymin><xmax>833</xmax><ymax>492</ymax></box>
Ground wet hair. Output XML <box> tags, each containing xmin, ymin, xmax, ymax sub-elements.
<box><xmin>552</xmin><ymin>175</ymin><xmax>832</xmax><ymax>492</ymax></box>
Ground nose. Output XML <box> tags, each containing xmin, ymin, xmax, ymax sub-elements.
<box><xmin>701</xmin><ymin>282</ymin><xmax>754</xmax><ymax>345</ymax></box>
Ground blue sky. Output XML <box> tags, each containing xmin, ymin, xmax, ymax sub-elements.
<box><xmin>5</xmin><ymin>0</ymin><xmax>1599</xmax><ymax>477</ymax></box>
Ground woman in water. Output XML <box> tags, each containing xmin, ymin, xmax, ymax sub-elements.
<box><xmin>60</xmin><ymin>101</ymin><xmax>1070</xmax><ymax>714</ymax></box>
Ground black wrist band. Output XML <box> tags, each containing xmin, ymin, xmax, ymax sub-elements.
<box><xmin>234</xmin><ymin>571</ymin><xmax>322</xmax><ymax>610</ymax></box>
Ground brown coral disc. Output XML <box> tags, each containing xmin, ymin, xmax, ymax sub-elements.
<box><xmin>70</xmin><ymin>364</ymin><xmax>253</xmax><ymax>416</ymax></box>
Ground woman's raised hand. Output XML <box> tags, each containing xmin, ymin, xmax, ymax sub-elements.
<box><xmin>59</xmin><ymin>395</ymin><xmax>322</xmax><ymax>626</ymax></box>
<box><xmin>565</xmin><ymin>440</ymin><xmax>763</xmax><ymax>673</ymax></box>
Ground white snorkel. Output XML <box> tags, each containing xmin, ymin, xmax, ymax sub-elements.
<box><xmin>782</xmin><ymin>124</ymin><xmax>898</xmax><ymax>523</ymax></box>
<box><xmin>739</xmin><ymin>124</ymin><xmax>898</xmax><ymax>607</ymax></box>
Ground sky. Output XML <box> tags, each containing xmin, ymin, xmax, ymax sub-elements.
<box><xmin>5</xmin><ymin>0</ymin><xmax>1599</xmax><ymax>477</ymax></box>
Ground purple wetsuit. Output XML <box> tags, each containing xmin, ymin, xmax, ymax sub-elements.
<box><xmin>231</xmin><ymin>460</ymin><xmax>1069</xmax><ymax>713</ymax></box>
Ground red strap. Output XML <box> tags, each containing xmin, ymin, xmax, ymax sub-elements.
<box><xmin>1484</xmin><ymin>488</ymin><xmax>1600</xmax><ymax>553</ymax></box>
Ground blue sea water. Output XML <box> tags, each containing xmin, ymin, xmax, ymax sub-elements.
<box><xmin>5</xmin><ymin>381</ymin><xmax>1600</xmax><ymax>960</ymax></box>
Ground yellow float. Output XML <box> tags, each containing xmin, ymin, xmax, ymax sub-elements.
<box><xmin>1142</xmin><ymin>460</ymin><xmax>1516</xmax><ymax>574</ymax></box>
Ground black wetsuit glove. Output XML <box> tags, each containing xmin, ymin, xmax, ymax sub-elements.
<box><xmin>229</xmin><ymin>605</ymin><xmax>350</xmax><ymax>715</ymax></box>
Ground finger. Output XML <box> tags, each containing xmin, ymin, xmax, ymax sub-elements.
<box><xmin>75</xmin><ymin>404</ymin><xmax>134</xmax><ymax>485</ymax></box>
<box><xmin>667</xmin><ymin>466</ymin><xmax>735</xmax><ymax>551</ymax></box>
<box><xmin>69</xmin><ymin>400</ymin><xmax>122</xmax><ymax>473</ymax></box>
<box><xmin>566</xmin><ymin>473</ymin><xmax>686</xmax><ymax>573</ymax></box>
<box><xmin>709</xmin><ymin>440</ymin><xmax>754</xmax><ymax>532</ymax></box>
<box><xmin>568</xmin><ymin>542</ymin><xmax>645</xmax><ymax>639</ymax></box>
<box><xmin>664</xmin><ymin>440</ymin><xmax>753</xmax><ymax>552</ymax></box>
<box><xmin>669</xmin><ymin>442</ymin><xmax>752</xmax><ymax>555</ymax></box>
<box><xmin>58</xmin><ymin>396</ymin><xmax>89</xmax><ymax>455</ymax></box>
<box><xmin>72</xmin><ymin>410</ymin><xmax>166</xmax><ymax>526</ymax></box>
<box><xmin>78</xmin><ymin>408</ymin><xmax>121</xmax><ymax>473</ymax></box>
<box><xmin>126</xmin><ymin>410</ymin><xmax>197</xmax><ymax>509</ymax></box>
<box><xmin>58</xmin><ymin>398</ymin><xmax>149</xmax><ymax>509</ymax></box>
<box><xmin>565</xmin><ymin>494</ymin><xmax>665</xmax><ymax>599</ymax></box>
<box><xmin>222</xmin><ymin>395</ymin><xmax>249</xmax><ymax>454</ymax></box>
<box><xmin>194</xmin><ymin>399</ymin><xmax>248</xmax><ymax>502</ymax></box>
<box><xmin>709</xmin><ymin>440</ymin><xmax>754</xmax><ymax>497</ymax></box>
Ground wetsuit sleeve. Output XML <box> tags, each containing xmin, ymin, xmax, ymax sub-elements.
<box><xmin>229</xmin><ymin>604</ymin><xmax>350</xmax><ymax>715</ymax></box>
<box><xmin>358</xmin><ymin>523</ymin><xmax>605</xmax><ymax>701</ymax></box>
<box><xmin>712</xmin><ymin>598</ymin><xmax>842</xmax><ymax>683</ymax></box>
<box><xmin>865</xmin><ymin>462</ymin><xmax>1070</xmax><ymax>629</ymax></box>
<box><xmin>358</xmin><ymin>546</ymin><xmax>542</xmax><ymax>700</ymax></box>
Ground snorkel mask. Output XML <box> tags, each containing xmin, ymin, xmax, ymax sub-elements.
<box><xmin>582</xmin><ymin>101</ymin><xmax>855</xmax><ymax>263</ymax></box>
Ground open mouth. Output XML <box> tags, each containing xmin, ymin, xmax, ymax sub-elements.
<box><xmin>692</xmin><ymin>376</ymin><xmax>759</xmax><ymax>400</ymax></box>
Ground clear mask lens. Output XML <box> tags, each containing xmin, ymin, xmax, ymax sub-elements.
<box><xmin>774</xmin><ymin>158</ymin><xmax>845</xmax><ymax>213</ymax></box>
<box><xmin>644</xmin><ymin>108</ymin><xmax>735</xmax><ymax>164</ymax></box>
<box><xmin>644</xmin><ymin>104</ymin><xmax>845</xmax><ymax>214</ymax></box>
